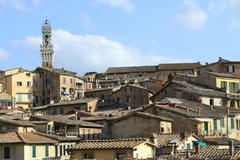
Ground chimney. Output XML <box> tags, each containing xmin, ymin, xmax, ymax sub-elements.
<box><xmin>219</xmin><ymin>57</ymin><xmax>222</xmax><ymax>60</ymax></box>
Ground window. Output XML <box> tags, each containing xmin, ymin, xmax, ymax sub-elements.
<box><xmin>227</xmin><ymin>65</ymin><xmax>235</xmax><ymax>73</ymax></box>
<box><xmin>161</xmin><ymin>127</ymin><xmax>164</xmax><ymax>133</ymax></box>
<box><xmin>70</xmin><ymin>78</ymin><xmax>73</xmax><ymax>84</ymax></box>
<box><xmin>59</xmin><ymin>108</ymin><xmax>64</xmax><ymax>114</ymax></box>
<box><xmin>63</xmin><ymin>145</ymin><xmax>66</xmax><ymax>156</ymax></box>
<box><xmin>83</xmin><ymin>152</ymin><xmax>94</xmax><ymax>159</ymax></box>
<box><xmin>221</xmin><ymin>81</ymin><xmax>227</xmax><ymax>89</ymax></box>
<box><xmin>27</xmin><ymin>81</ymin><xmax>31</xmax><ymax>87</ymax></box>
<box><xmin>210</xmin><ymin>99</ymin><xmax>214</xmax><ymax>106</ymax></box>
<box><xmin>60</xmin><ymin>145</ymin><xmax>62</xmax><ymax>156</ymax></box>
<box><xmin>237</xmin><ymin>119</ymin><xmax>240</xmax><ymax>130</ymax></box>
<box><xmin>28</xmin><ymin>94</ymin><xmax>32</xmax><ymax>100</ymax></box>
<box><xmin>130</xmin><ymin>87</ymin><xmax>133</xmax><ymax>92</ymax></box>
<box><xmin>221</xmin><ymin>117</ymin><xmax>225</xmax><ymax>128</ymax></box>
<box><xmin>187</xmin><ymin>143</ymin><xmax>191</xmax><ymax>150</ymax></box>
<box><xmin>16</xmin><ymin>94</ymin><xmax>22</xmax><ymax>102</ymax></box>
<box><xmin>126</xmin><ymin>96</ymin><xmax>131</xmax><ymax>103</ymax></box>
<box><xmin>32</xmin><ymin>146</ymin><xmax>36</xmax><ymax>158</ymax></box>
<box><xmin>63</xmin><ymin>78</ymin><xmax>66</xmax><ymax>84</ymax></box>
<box><xmin>116</xmin><ymin>153</ymin><xmax>126</xmax><ymax>160</ymax></box>
<box><xmin>4</xmin><ymin>146</ymin><xmax>10</xmax><ymax>159</ymax></box>
<box><xmin>229</xmin><ymin>82</ymin><xmax>234</xmax><ymax>93</ymax></box>
<box><xmin>231</xmin><ymin>117</ymin><xmax>235</xmax><ymax>129</ymax></box>
<box><xmin>45</xmin><ymin>145</ymin><xmax>49</xmax><ymax>157</ymax></box>
<box><xmin>117</xmin><ymin>97</ymin><xmax>120</xmax><ymax>103</ymax></box>
<box><xmin>124</xmin><ymin>87</ymin><xmax>127</xmax><ymax>93</ymax></box>
<box><xmin>17</xmin><ymin>81</ymin><xmax>22</xmax><ymax>86</ymax></box>
<box><xmin>213</xmin><ymin>119</ymin><xmax>218</xmax><ymax>131</ymax></box>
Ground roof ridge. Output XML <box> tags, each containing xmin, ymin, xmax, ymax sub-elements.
<box><xmin>16</xmin><ymin>131</ymin><xmax>24</xmax><ymax>143</ymax></box>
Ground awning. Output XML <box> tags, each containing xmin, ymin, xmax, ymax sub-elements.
<box><xmin>0</xmin><ymin>99</ymin><xmax>13</xmax><ymax>102</ymax></box>
<box><xmin>196</xmin><ymin>141</ymin><xmax>206</xmax><ymax>147</ymax></box>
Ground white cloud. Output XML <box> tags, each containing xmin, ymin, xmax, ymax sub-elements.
<box><xmin>173</xmin><ymin>0</ymin><xmax>208</xmax><ymax>30</ymax></box>
<box><xmin>208</xmin><ymin>0</ymin><xmax>240</xmax><ymax>29</ymax></box>
<box><xmin>0</xmin><ymin>49</ymin><xmax>9</xmax><ymax>60</ymax></box>
<box><xmin>95</xmin><ymin>0</ymin><xmax>134</xmax><ymax>13</ymax></box>
<box><xmin>16</xmin><ymin>29</ymin><xmax>194</xmax><ymax>74</ymax></box>
<box><xmin>0</xmin><ymin>0</ymin><xmax>27</xmax><ymax>11</ymax></box>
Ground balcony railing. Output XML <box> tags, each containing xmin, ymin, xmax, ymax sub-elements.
<box><xmin>227</xmin><ymin>93</ymin><xmax>240</xmax><ymax>99</ymax></box>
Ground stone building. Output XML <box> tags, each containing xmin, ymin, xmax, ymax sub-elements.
<box><xmin>69</xmin><ymin>138</ymin><xmax>156</xmax><ymax>160</ymax></box>
<box><xmin>34</xmin><ymin>67</ymin><xmax>81</xmax><ymax>106</ymax></box>
<box><xmin>197</xmin><ymin>57</ymin><xmax>240</xmax><ymax>76</ymax></box>
<box><xmin>105</xmin><ymin>62</ymin><xmax>201</xmax><ymax>82</ymax></box>
<box><xmin>145</xmin><ymin>98</ymin><xmax>240</xmax><ymax>136</ymax></box>
<box><xmin>31</xmin><ymin>98</ymin><xmax>99</xmax><ymax>115</ymax></box>
<box><xmin>109</xmin><ymin>111</ymin><xmax>172</xmax><ymax>138</ymax></box>
<box><xmin>194</xmin><ymin>72</ymin><xmax>240</xmax><ymax>108</ymax></box>
<box><xmin>151</xmin><ymin>80</ymin><xmax>227</xmax><ymax>107</ymax></box>
<box><xmin>111</xmin><ymin>84</ymin><xmax>154</xmax><ymax>108</ymax></box>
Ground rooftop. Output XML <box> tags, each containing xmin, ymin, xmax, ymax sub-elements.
<box><xmin>0</xmin><ymin>132</ymin><xmax>57</xmax><ymax>144</ymax></box>
<box><xmin>154</xmin><ymin>98</ymin><xmax>240</xmax><ymax>118</ymax></box>
<box><xmin>153</xmin><ymin>132</ymin><xmax>199</xmax><ymax>147</ymax></box>
<box><xmin>31</xmin><ymin>115</ymin><xmax>104</xmax><ymax>128</ymax></box>
<box><xmin>70</xmin><ymin>138</ymin><xmax>154</xmax><ymax>150</ymax></box>
<box><xmin>158</xmin><ymin>62</ymin><xmax>201</xmax><ymax>70</ymax></box>
<box><xmin>106</xmin><ymin>65</ymin><xmax>158</xmax><ymax>74</ymax></box>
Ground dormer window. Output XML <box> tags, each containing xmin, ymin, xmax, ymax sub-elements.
<box><xmin>227</xmin><ymin>65</ymin><xmax>235</xmax><ymax>73</ymax></box>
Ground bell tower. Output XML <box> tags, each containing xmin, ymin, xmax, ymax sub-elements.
<box><xmin>40</xmin><ymin>19</ymin><xmax>54</xmax><ymax>68</ymax></box>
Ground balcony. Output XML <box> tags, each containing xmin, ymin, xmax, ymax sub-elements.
<box><xmin>227</xmin><ymin>93</ymin><xmax>240</xmax><ymax>99</ymax></box>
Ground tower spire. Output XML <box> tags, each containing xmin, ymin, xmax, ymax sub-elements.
<box><xmin>40</xmin><ymin>18</ymin><xmax>54</xmax><ymax>69</ymax></box>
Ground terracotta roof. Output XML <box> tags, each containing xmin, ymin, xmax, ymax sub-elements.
<box><xmin>153</xmin><ymin>133</ymin><xmax>199</xmax><ymax>147</ymax></box>
<box><xmin>207</xmin><ymin>71</ymin><xmax>240</xmax><ymax>79</ymax></box>
<box><xmin>70</xmin><ymin>138</ymin><xmax>154</xmax><ymax>150</ymax></box>
<box><xmin>192</xmin><ymin>145</ymin><xmax>240</xmax><ymax>159</ymax></box>
<box><xmin>111</xmin><ymin>111</ymin><xmax>173</xmax><ymax>123</ymax></box>
<box><xmin>18</xmin><ymin>132</ymin><xmax>57</xmax><ymax>144</ymax></box>
<box><xmin>36</xmin><ymin>132</ymin><xmax>81</xmax><ymax>142</ymax></box>
<box><xmin>154</xmin><ymin>98</ymin><xmax>240</xmax><ymax>118</ymax></box>
<box><xmin>0</xmin><ymin>117</ymin><xmax>35</xmax><ymax>127</ymax></box>
<box><xmin>204</xmin><ymin>137</ymin><xmax>240</xmax><ymax>145</ymax></box>
<box><xmin>158</xmin><ymin>62</ymin><xmax>201</xmax><ymax>70</ymax></box>
<box><xmin>31</xmin><ymin>98</ymin><xmax>98</xmax><ymax>110</ymax></box>
<box><xmin>0</xmin><ymin>132</ymin><xmax>22</xmax><ymax>144</ymax></box>
<box><xmin>31</xmin><ymin>115</ymin><xmax>104</xmax><ymax>128</ymax></box>
<box><xmin>151</xmin><ymin>80</ymin><xmax>226</xmax><ymax>100</ymax></box>
<box><xmin>113</xmin><ymin>84</ymin><xmax>154</xmax><ymax>94</ymax></box>
<box><xmin>0</xmin><ymin>132</ymin><xmax>57</xmax><ymax>144</ymax></box>
<box><xmin>106</xmin><ymin>66</ymin><xmax>158</xmax><ymax>74</ymax></box>
<box><xmin>35</xmin><ymin>67</ymin><xmax>76</xmax><ymax>76</ymax></box>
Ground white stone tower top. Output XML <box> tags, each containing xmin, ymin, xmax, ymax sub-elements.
<box><xmin>40</xmin><ymin>19</ymin><xmax>54</xmax><ymax>69</ymax></box>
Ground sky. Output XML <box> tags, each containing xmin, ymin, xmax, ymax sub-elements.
<box><xmin>0</xmin><ymin>0</ymin><xmax>240</xmax><ymax>75</ymax></box>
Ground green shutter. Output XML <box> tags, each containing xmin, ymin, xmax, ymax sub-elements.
<box><xmin>45</xmin><ymin>145</ymin><xmax>49</xmax><ymax>157</ymax></box>
<box><xmin>214</xmin><ymin>119</ymin><xmax>218</xmax><ymax>131</ymax></box>
<box><xmin>221</xmin><ymin>118</ymin><xmax>225</xmax><ymax>128</ymax></box>
<box><xmin>32</xmin><ymin>146</ymin><xmax>36</xmax><ymax>158</ymax></box>
<box><xmin>231</xmin><ymin>117</ymin><xmax>235</xmax><ymax>129</ymax></box>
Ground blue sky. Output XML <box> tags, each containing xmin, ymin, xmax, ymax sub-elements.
<box><xmin>0</xmin><ymin>0</ymin><xmax>240</xmax><ymax>74</ymax></box>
